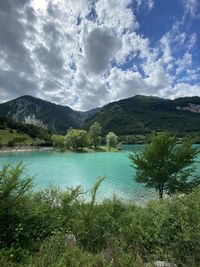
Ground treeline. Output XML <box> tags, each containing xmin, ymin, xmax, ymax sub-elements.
<box><xmin>0</xmin><ymin>117</ymin><xmax>52</xmax><ymax>146</ymax></box>
<box><xmin>52</xmin><ymin>122</ymin><xmax>119</xmax><ymax>151</ymax></box>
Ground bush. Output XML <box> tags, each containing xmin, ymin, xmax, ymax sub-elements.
<box><xmin>7</xmin><ymin>139</ymin><xmax>15</xmax><ymax>147</ymax></box>
<box><xmin>0</xmin><ymin>163</ymin><xmax>200</xmax><ymax>266</ymax></box>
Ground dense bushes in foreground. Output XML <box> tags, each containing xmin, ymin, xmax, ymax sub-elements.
<box><xmin>0</xmin><ymin>163</ymin><xmax>200</xmax><ymax>266</ymax></box>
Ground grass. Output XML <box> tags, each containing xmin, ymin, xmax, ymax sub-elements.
<box><xmin>0</xmin><ymin>128</ymin><xmax>34</xmax><ymax>145</ymax></box>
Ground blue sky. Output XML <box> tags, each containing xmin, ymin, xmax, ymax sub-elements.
<box><xmin>0</xmin><ymin>0</ymin><xmax>200</xmax><ymax>110</ymax></box>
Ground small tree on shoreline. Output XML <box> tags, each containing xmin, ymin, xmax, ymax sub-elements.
<box><xmin>129</xmin><ymin>133</ymin><xmax>200</xmax><ymax>199</ymax></box>
<box><xmin>89</xmin><ymin>122</ymin><xmax>102</xmax><ymax>148</ymax></box>
<box><xmin>106</xmin><ymin>132</ymin><xmax>118</xmax><ymax>151</ymax></box>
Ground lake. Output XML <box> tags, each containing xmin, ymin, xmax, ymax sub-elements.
<box><xmin>1</xmin><ymin>145</ymin><xmax>199</xmax><ymax>201</ymax></box>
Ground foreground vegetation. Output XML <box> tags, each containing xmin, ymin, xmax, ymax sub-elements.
<box><xmin>0</xmin><ymin>162</ymin><xmax>200</xmax><ymax>267</ymax></box>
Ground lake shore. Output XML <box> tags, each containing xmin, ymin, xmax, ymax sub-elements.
<box><xmin>0</xmin><ymin>146</ymin><xmax>53</xmax><ymax>153</ymax></box>
<box><xmin>0</xmin><ymin>145</ymin><xmax>121</xmax><ymax>154</ymax></box>
<box><xmin>54</xmin><ymin>146</ymin><xmax>121</xmax><ymax>153</ymax></box>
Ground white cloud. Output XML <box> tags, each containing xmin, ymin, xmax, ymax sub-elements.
<box><xmin>96</xmin><ymin>0</ymin><xmax>137</xmax><ymax>35</ymax></box>
<box><xmin>181</xmin><ymin>0</ymin><xmax>199</xmax><ymax>17</ymax></box>
<box><xmin>0</xmin><ymin>0</ymin><xmax>199</xmax><ymax>110</ymax></box>
<box><xmin>135</xmin><ymin>0</ymin><xmax>155</xmax><ymax>11</ymax></box>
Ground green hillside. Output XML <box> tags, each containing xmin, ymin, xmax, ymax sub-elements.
<box><xmin>0</xmin><ymin>129</ymin><xmax>33</xmax><ymax>145</ymax></box>
<box><xmin>0</xmin><ymin>117</ymin><xmax>52</xmax><ymax>146</ymax></box>
<box><xmin>84</xmin><ymin>95</ymin><xmax>200</xmax><ymax>135</ymax></box>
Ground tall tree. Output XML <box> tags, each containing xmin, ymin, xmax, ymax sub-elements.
<box><xmin>89</xmin><ymin>122</ymin><xmax>102</xmax><ymax>148</ymax></box>
<box><xmin>106</xmin><ymin>132</ymin><xmax>118</xmax><ymax>151</ymax></box>
<box><xmin>52</xmin><ymin>134</ymin><xmax>65</xmax><ymax>149</ymax></box>
<box><xmin>65</xmin><ymin>129</ymin><xmax>90</xmax><ymax>150</ymax></box>
<box><xmin>129</xmin><ymin>133</ymin><xmax>200</xmax><ymax>199</ymax></box>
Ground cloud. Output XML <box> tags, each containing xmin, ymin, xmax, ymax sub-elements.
<box><xmin>135</xmin><ymin>0</ymin><xmax>155</xmax><ymax>11</ymax></box>
<box><xmin>95</xmin><ymin>0</ymin><xmax>136</xmax><ymax>34</ymax></box>
<box><xmin>0</xmin><ymin>0</ymin><xmax>200</xmax><ymax>110</ymax></box>
<box><xmin>0</xmin><ymin>0</ymin><xmax>37</xmax><ymax>101</ymax></box>
<box><xmin>83</xmin><ymin>27</ymin><xmax>121</xmax><ymax>74</ymax></box>
<box><xmin>181</xmin><ymin>0</ymin><xmax>199</xmax><ymax>17</ymax></box>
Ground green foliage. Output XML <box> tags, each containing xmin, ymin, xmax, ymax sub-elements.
<box><xmin>0</xmin><ymin>129</ymin><xmax>34</xmax><ymax>146</ymax></box>
<box><xmin>89</xmin><ymin>122</ymin><xmax>102</xmax><ymax>148</ymax></box>
<box><xmin>129</xmin><ymin>133</ymin><xmax>200</xmax><ymax>198</ymax></box>
<box><xmin>7</xmin><ymin>139</ymin><xmax>15</xmax><ymax>147</ymax></box>
<box><xmin>12</xmin><ymin>136</ymin><xmax>28</xmax><ymax>144</ymax></box>
<box><xmin>106</xmin><ymin>132</ymin><xmax>118</xmax><ymax>151</ymax></box>
<box><xmin>1</xmin><ymin>163</ymin><xmax>200</xmax><ymax>266</ymax></box>
<box><xmin>51</xmin><ymin>134</ymin><xmax>65</xmax><ymax>150</ymax></box>
<box><xmin>84</xmin><ymin>95</ymin><xmax>200</xmax><ymax>136</ymax></box>
<box><xmin>0</xmin><ymin>163</ymin><xmax>33</xmax><ymax>249</ymax></box>
<box><xmin>65</xmin><ymin>128</ymin><xmax>90</xmax><ymax>150</ymax></box>
<box><xmin>0</xmin><ymin>117</ymin><xmax>52</xmax><ymax>143</ymax></box>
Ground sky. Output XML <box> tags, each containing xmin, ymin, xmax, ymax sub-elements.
<box><xmin>0</xmin><ymin>0</ymin><xmax>200</xmax><ymax>111</ymax></box>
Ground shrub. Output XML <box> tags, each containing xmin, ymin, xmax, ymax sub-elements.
<box><xmin>7</xmin><ymin>139</ymin><xmax>15</xmax><ymax>147</ymax></box>
<box><xmin>0</xmin><ymin>163</ymin><xmax>200</xmax><ymax>266</ymax></box>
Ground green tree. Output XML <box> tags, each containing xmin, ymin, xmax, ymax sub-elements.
<box><xmin>52</xmin><ymin>134</ymin><xmax>65</xmax><ymax>149</ymax></box>
<box><xmin>89</xmin><ymin>122</ymin><xmax>102</xmax><ymax>148</ymax></box>
<box><xmin>129</xmin><ymin>133</ymin><xmax>200</xmax><ymax>199</ymax></box>
<box><xmin>106</xmin><ymin>132</ymin><xmax>118</xmax><ymax>151</ymax></box>
<box><xmin>65</xmin><ymin>129</ymin><xmax>90</xmax><ymax>150</ymax></box>
<box><xmin>7</xmin><ymin>139</ymin><xmax>15</xmax><ymax>147</ymax></box>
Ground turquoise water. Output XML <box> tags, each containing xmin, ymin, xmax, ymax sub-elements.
<box><xmin>1</xmin><ymin>145</ymin><xmax>199</xmax><ymax>201</ymax></box>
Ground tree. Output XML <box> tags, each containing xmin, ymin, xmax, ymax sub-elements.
<box><xmin>65</xmin><ymin>129</ymin><xmax>90</xmax><ymax>150</ymax></box>
<box><xmin>129</xmin><ymin>133</ymin><xmax>200</xmax><ymax>199</ymax></box>
<box><xmin>89</xmin><ymin>122</ymin><xmax>102</xmax><ymax>148</ymax></box>
<box><xmin>7</xmin><ymin>139</ymin><xmax>15</xmax><ymax>147</ymax></box>
<box><xmin>106</xmin><ymin>132</ymin><xmax>118</xmax><ymax>151</ymax></box>
<box><xmin>52</xmin><ymin>134</ymin><xmax>65</xmax><ymax>149</ymax></box>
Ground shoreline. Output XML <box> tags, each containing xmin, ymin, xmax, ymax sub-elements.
<box><xmin>0</xmin><ymin>146</ymin><xmax>53</xmax><ymax>153</ymax></box>
<box><xmin>53</xmin><ymin>146</ymin><xmax>121</xmax><ymax>153</ymax></box>
<box><xmin>0</xmin><ymin>145</ymin><xmax>120</xmax><ymax>154</ymax></box>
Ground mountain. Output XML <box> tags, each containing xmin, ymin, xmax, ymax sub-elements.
<box><xmin>83</xmin><ymin>95</ymin><xmax>200</xmax><ymax>135</ymax></box>
<box><xmin>0</xmin><ymin>95</ymin><xmax>84</xmax><ymax>133</ymax></box>
<box><xmin>1</xmin><ymin>95</ymin><xmax>200</xmax><ymax>135</ymax></box>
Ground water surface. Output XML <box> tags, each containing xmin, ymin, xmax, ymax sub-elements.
<box><xmin>1</xmin><ymin>145</ymin><xmax>198</xmax><ymax>201</ymax></box>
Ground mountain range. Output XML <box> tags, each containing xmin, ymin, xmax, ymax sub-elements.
<box><xmin>1</xmin><ymin>95</ymin><xmax>200</xmax><ymax>135</ymax></box>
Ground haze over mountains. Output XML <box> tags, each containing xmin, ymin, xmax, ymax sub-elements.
<box><xmin>1</xmin><ymin>95</ymin><xmax>200</xmax><ymax>135</ymax></box>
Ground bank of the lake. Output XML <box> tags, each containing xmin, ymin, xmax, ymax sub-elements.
<box><xmin>0</xmin><ymin>146</ymin><xmax>53</xmax><ymax>153</ymax></box>
<box><xmin>54</xmin><ymin>145</ymin><xmax>120</xmax><ymax>153</ymax></box>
